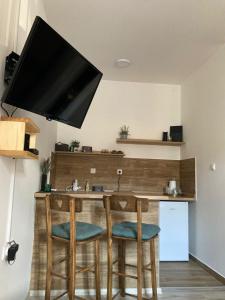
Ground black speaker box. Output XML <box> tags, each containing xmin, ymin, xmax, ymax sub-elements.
<box><xmin>55</xmin><ymin>142</ymin><xmax>69</xmax><ymax>151</ymax></box>
<box><xmin>4</xmin><ymin>52</ymin><xmax>20</xmax><ymax>85</ymax></box>
<box><xmin>24</xmin><ymin>134</ymin><xmax>30</xmax><ymax>150</ymax></box>
<box><xmin>170</xmin><ymin>126</ymin><xmax>183</xmax><ymax>142</ymax></box>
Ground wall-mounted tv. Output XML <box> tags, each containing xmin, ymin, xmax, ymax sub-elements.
<box><xmin>1</xmin><ymin>16</ymin><xmax>103</xmax><ymax>128</ymax></box>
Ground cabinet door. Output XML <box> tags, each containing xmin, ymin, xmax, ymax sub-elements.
<box><xmin>159</xmin><ymin>201</ymin><xmax>189</xmax><ymax>261</ymax></box>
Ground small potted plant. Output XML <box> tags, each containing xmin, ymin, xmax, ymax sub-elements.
<box><xmin>40</xmin><ymin>157</ymin><xmax>51</xmax><ymax>191</ymax></box>
<box><xmin>119</xmin><ymin>125</ymin><xmax>129</xmax><ymax>139</ymax></box>
<box><xmin>70</xmin><ymin>140</ymin><xmax>80</xmax><ymax>152</ymax></box>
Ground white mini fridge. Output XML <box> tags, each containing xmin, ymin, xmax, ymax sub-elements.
<box><xmin>159</xmin><ymin>201</ymin><xmax>189</xmax><ymax>261</ymax></box>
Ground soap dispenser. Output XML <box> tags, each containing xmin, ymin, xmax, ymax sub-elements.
<box><xmin>85</xmin><ymin>180</ymin><xmax>90</xmax><ymax>192</ymax></box>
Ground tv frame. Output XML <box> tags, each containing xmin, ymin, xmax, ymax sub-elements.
<box><xmin>1</xmin><ymin>16</ymin><xmax>103</xmax><ymax>128</ymax></box>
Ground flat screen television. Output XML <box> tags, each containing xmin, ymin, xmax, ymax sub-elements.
<box><xmin>1</xmin><ymin>16</ymin><xmax>103</xmax><ymax>128</ymax></box>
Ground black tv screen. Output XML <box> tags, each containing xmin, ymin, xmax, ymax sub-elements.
<box><xmin>1</xmin><ymin>16</ymin><xmax>103</xmax><ymax>128</ymax></box>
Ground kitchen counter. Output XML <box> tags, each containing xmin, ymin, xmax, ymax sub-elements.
<box><xmin>35</xmin><ymin>191</ymin><xmax>195</xmax><ymax>201</ymax></box>
<box><xmin>31</xmin><ymin>191</ymin><xmax>194</xmax><ymax>292</ymax></box>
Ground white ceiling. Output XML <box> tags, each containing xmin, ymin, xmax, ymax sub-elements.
<box><xmin>43</xmin><ymin>0</ymin><xmax>225</xmax><ymax>84</ymax></box>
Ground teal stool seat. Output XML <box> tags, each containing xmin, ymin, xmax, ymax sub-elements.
<box><xmin>52</xmin><ymin>221</ymin><xmax>104</xmax><ymax>241</ymax></box>
<box><xmin>112</xmin><ymin>221</ymin><xmax>160</xmax><ymax>241</ymax></box>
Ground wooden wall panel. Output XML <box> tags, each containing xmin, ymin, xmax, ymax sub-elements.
<box><xmin>180</xmin><ymin>158</ymin><xmax>196</xmax><ymax>196</ymax></box>
<box><xmin>51</xmin><ymin>152</ymin><xmax>181</xmax><ymax>194</ymax></box>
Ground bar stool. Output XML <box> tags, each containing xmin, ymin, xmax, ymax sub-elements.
<box><xmin>104</xmin><ymin>195</ymin><xmax>160</xmax><ymax>300</ymax></box>
<box><xmin>45</xmin><ymin>194</ymin><xmax>104</xmax><ymax>300</ymax></box>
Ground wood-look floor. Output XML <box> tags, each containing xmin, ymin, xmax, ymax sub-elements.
<box><xmin>29</xmin><ymin>287</ymin><xmax>225</xmax><ymax>300</ymax></box>
<box><xmin>29</xmin><ymin>259</ymin><xmax>225</xmax><ymax>299</ymax></box>
<box><xmin>160</xmin><ymin>260</ymin><xmax>223</xmax><ymax>287</ymax></box>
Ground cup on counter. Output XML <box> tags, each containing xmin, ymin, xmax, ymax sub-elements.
<box><xmin>44</xmin><ymin>183</ymin><xmax>51</xmax><ymax>192</ymax></box>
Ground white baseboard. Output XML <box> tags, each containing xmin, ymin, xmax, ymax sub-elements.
<box><xmin>30</xmin><ymin>288</ymin><xmax>162</xmax><ymax>297</ymax></box>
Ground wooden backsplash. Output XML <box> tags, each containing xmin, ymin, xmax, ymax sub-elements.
<box><xmin>50</xmin><ymin>152</ymin><xmax>195</xmax><ymax>195</ymax></box>
<box><xmin>180</xmin><ymin>158</ymin><xmax>196</xmax><ymax>195</ymax></box>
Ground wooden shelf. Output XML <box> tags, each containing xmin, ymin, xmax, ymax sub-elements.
<box><xmin>0</xmin><ymin>117</ymin><xmax>40</xmax><ymax>133</ymax></box>
<box><xmin>116</xmin><ymin>138</ymin><xmax>185</xmax><ymax>146</ymax></box>
<box><xmin>0</xmin><ymin>117</ymin><xmax>40</xmax><ymax>159</ymax></box>
<box><xmin>55</xmin><ymin>151</ymin><xmax>125</xmax><ymax>157</ymax></box>
<box><xmin>0</xmin><ymin>150</ymin><xmax>39</xmax><ymax>159</ymax></box>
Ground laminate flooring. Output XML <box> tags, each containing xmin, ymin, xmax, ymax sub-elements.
<box><xmin>160</xmin><ymin>259</ymin><xmax>223</xmax><ymax>287</ymax></box>
<box><xmin>29</xmin><ymin>287</ymin><xmax>225</xmax><ymax>300</ymax></box>
<box><xmin>29</xmin><ymin>259</ymin><xmax>225</xmax><ymax>299</ymax></box>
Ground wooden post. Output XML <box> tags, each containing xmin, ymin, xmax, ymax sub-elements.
<box><xmin>104</xmin><ymin>196</ymin><xmax>113</xmax><ymax>300</ymax></box>
<box><xmin>137</xmin><ymin>199</ymin><xmax>143</xmax><ymax>300</ymax></box>
<box><xmin>45</xmin><ymin>195</ymin><xmax>53</xmax><ymax>300</ymax></box>
<box><xmin>150</xmin><ymin>238</ymin><xmax>157</xmax><ymax>300</ymax></box>
<box><xmin>95</xmin><ymin>239</ymin><xmax>101</xmax><ymax>300</ymax></box>
<box><xmin>68</xmin><ymin>199</ymin><xmax>76</xmax><ymax>300</ymax></box>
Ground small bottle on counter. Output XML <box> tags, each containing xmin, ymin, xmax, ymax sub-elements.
<box><xmin>85</xmin><ymin>180</ymin><xmax>90</xmax><ymax>192</ymax></box>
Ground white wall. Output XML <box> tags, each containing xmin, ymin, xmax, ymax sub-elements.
<box><xmin>0</xmin><ymin>1</ymin><xmax>57</xmax><ymax>299</ymax></box>
<box><xmin>181</xmin><ymin>44</ymin><xmax>225</xmax><ymax>277</ymax></box>
<box><xmin>57</xmin><ymin>80</ymin><xmax>181</xmax><ymax>160</ymax></box>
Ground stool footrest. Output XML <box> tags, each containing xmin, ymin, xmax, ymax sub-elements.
<box><xmin>53</xmin><ymin>257</ymin><xmax>67</xmax><ymax>266</ymax></box>
<box><xmin>51</xmin><ymin>271</ymin><xmax>67</xmax><ymax>280</ymax></box>
<box><xmin>76</xmin><ymin>264</ymin><xmax>95</xmax><ymax>274</ymax></box>
<box><xmin>144</xmin><ymin>268</ymin><xmax>152</xmax><ymax>271</ymax></box>
<box><xmin>143</xmin><ymin>261</ymin><xmax>152</xmax><ymax>272</ymax></box>
<box><xmin>112</xmin><ymin>290</ymin><xmax>121</xmax><ymax>299</ymax></box>
<box><xmin>125</xmin><ymin>292</ymin><xmax>152</xmax><ymax>300</ymax></box>
<box><xmin>113</xmin><ymin>271</ymin><xmax>138</xmax><ymax>280</ymax></box>
<box><xmin>125</xmin><ymin>263</ymin><xmax>137</xmax><ymax>269</ymax></box>
<box><xmin>143</xmin><ymin>262</ymin><xmax>152</xmax><ymax>269</ymax></box>
<box><xmin>125</xmin><ymin>262</ymin><xmax>152</xmax><ymax>272</ymax></box>
<box><xmin>53</xmin><ymin>290</ymin><xmax>68</xmax><ymax>300</ymax></box>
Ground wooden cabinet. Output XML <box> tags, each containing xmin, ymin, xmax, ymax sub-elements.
<box><xmin>0</xmin><ymin>117</ymin><xmax>40</xmax><ymax>159</ymax></box>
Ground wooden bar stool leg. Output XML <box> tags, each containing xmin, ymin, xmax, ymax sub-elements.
<box><xmin>67</xmin><ymin>246</ymin><xmax>69</xmax><ymax>291</ymax></box>
<box><xmin>67</xmin><ymin>245</ymin><xmax>71</xmax><ymax>297</ymax></box>
<box><xmin>137</xmin><ymin>241</ymin><xmax>143</xmax><ymax>300</ymax></box>
<box><xmin>68</xmin><ymin>241</ymin><xmax>76</xmax><ymax>300</ymax></box>
<box><xmin>95</xmin><ymin>239</ymin><xmax>101</xmax><ymax>300</ymax></box>
<box><xmin>45</xmin><ymin>237</ymin><xmax>53</xmax><ymax>300</ymax></box>
<box><xmin>107</xmin><ymin>237</ymin><xmax>113</xmax><ymax>300</ymax></box>
<box><xmin>150</xmin><ymin>238</ymin><xmax>157</xmax><ymax>300</ymax></box>
<box><xmin>118</xmin><ymin>240</ymin><xmax>126</xmax><ymax>297</ymax></box>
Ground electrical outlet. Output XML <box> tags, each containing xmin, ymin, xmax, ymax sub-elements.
<box><xmin>117</xmin><ymin>169</ymin><xmax>123</xmax><ymax>175</ymax></box>
<box><xmin>90</xmin><ymin>168</ymin><xmax>96</xmax><ymax>174</ymax></box>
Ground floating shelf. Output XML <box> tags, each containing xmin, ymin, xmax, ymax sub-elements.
<box><xmin>116</xmin><ymin>138</ymin><xmax>185</xmax><ymax>146</ymax></box>
<box><xmin>55</xmin><ymin>151</ymin><xmax>125</xmax><ymax>157</ymax></box>
<box><xmin>0</xmin><ymin>117</ymin><xmax>40</xmax><ymax>159</ymax></box>
<box><xmin>0</xmin><ymin>116</ymin><xmax>40</xmax><ymax>133</ymax></box>
<box><xmin>0</xmin><ymin>150</ymin><xmax>39</xmax><ymax>159</ymax></box>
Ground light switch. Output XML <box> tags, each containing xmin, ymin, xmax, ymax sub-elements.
<box><xmin>210</xmin><ymin>163</ymin><xmax>216</xmax><ymax>171</ymax></box>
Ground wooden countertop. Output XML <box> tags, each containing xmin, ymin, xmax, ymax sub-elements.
<box><xmin>35</xmin><ymin>191</ymin><xmax>195</xmax><ymax>202</ymax></box>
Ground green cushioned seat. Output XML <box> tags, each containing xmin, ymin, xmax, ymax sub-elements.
<box><xmin>52</xmin><ymin>221</ymin><xmax>104</xmax><ymax>241</ymax></box>
<box><xmin>112</xmin><ymin>222</ymin><xmax>160</xmax><ymax>241</ymax></box>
